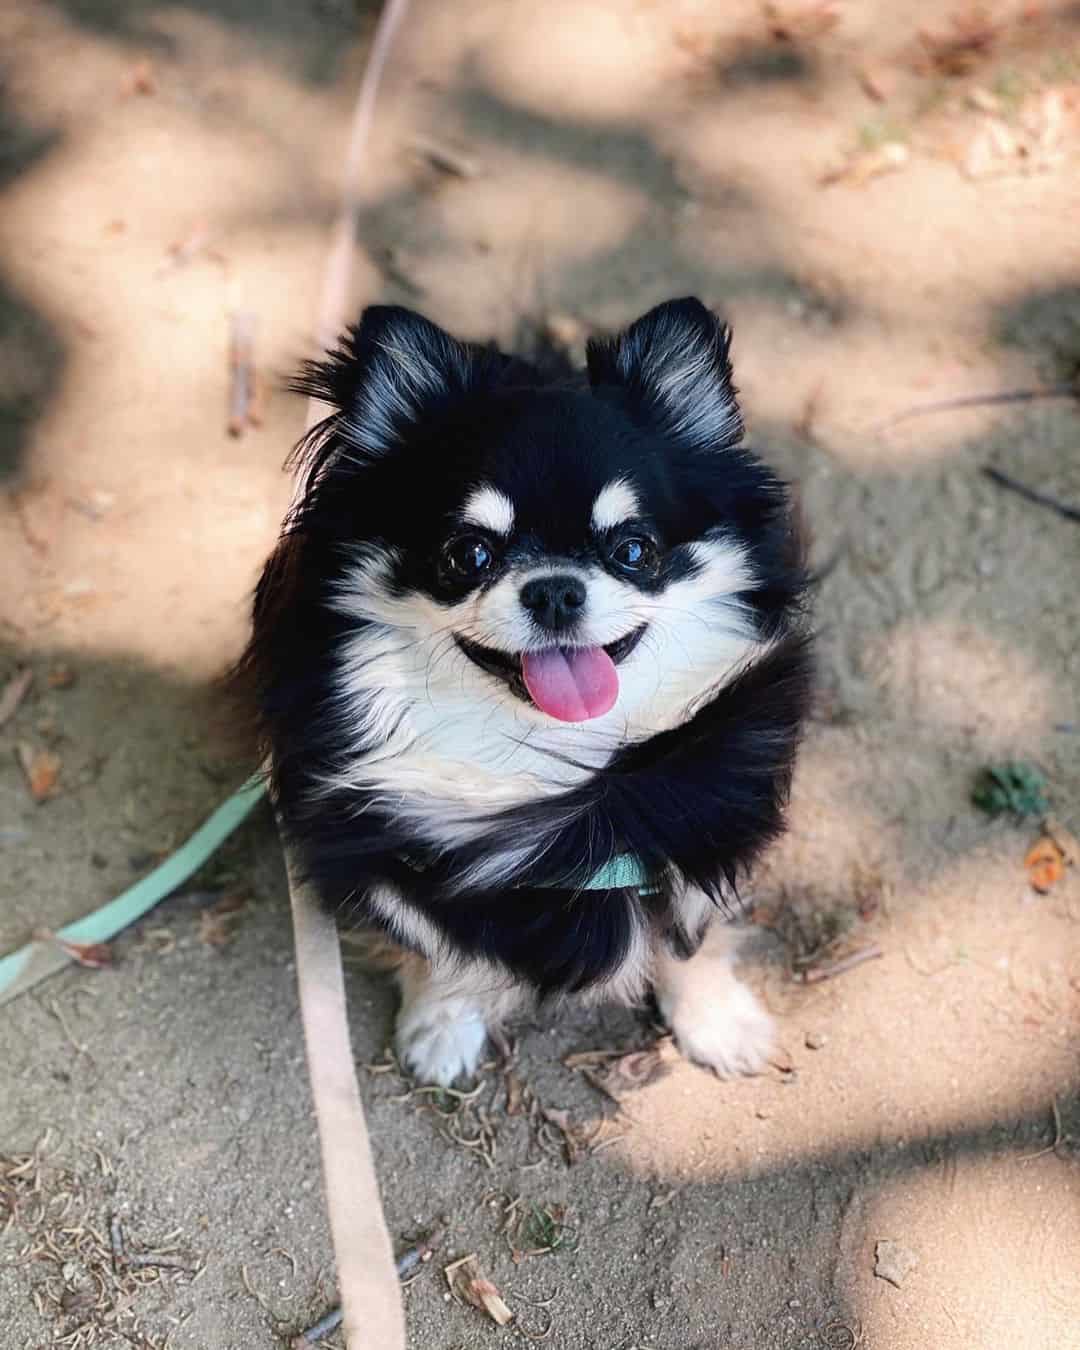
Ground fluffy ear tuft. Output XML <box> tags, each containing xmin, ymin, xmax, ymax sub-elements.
<box><xmin>290</xmin><ymin>306</ymin><xmax>503</xmax><ymax>469</ymax></box>
<box><xmin>586</xmin><ymin>298</ymin><xmax>743</xmax><ymax>451</ymax></box>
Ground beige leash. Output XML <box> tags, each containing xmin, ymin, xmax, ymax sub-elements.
<box><xmin>284</xmin><ymin>3</ymin><xmax>411</xmax><ymax>1345</ymax></box>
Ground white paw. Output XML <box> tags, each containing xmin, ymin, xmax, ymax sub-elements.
<box><xmin>395</xmin><ymin>1006</ymin><xmax>488</xmax><ymax>1087</ymax></box>
<box><xmin>659</xmin><ymin>979</ymin><xmax>775</xmax><ymax>1078</ymax></box>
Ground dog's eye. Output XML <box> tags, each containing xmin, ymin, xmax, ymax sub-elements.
<box><xmin>611</xmin><ymin>537</ymin><xmax>656</xmax><ymax>572</ymax></box>
<box><xmin>444</xmin><ymin>535</ymin><xmax>495</xmax><ymax>578</ymax></box>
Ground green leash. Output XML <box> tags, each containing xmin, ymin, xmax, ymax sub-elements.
<box><xmin>0</xmin><ymin>777</ymin><xmax>267</xmax><ymax>1008</ymax></box>
<box><xmin>0</xmin><ymin>773</ymin><xmax>654</xmax><ymax>1008</ymax></box>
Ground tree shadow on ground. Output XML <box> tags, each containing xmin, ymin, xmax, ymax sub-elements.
<box><xmin>46</xmin><ymin>0</ymin><xmax>372</xmax><ymax>86</ymax></box>
<box><xmin>0</xmin><ymin>92</ymin><xmax>66</xmax><ymax>483</ymax></box>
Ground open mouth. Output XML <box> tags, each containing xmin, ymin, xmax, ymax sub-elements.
<box><xmin>454</xmin><ymin>625</ymin><xmax>648</xmax><ymax>722</ymax></box>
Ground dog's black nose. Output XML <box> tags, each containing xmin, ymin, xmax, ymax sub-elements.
<box><xmin>520</xmin><ymin>575</ymin><xmax>587</xmax><ymax>632</ymax></box>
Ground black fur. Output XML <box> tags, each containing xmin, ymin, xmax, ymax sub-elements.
<box><xmin>236</xmin><ymin>299</ymin><xmax>812</xmax><ymax>994</ymax></box>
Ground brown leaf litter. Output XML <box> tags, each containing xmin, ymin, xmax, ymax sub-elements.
<box><xmin>0</xmin><ymin>1133</ymin><xmax>200</xmax><ymax>1349</ymax></box>
<box><xmin>562</xmin><ymin>1038</ymin><xmax>677</xmax><ymax>1103</ymax></box>
<box><xmin>820</xmin><ymin>141</ymin><xmax>909</xmax><ymax>187</ymax></box>
<box><xmin>445</xmin><ymin>1254</ymin><xmax>514</xmax><ymax>1325</ymax></box>
<box><xmin>0</xmin><ymin>667</ymin><xmax>33</xmax><ymax>726</ymax></box>
<box><xmin>196</xmin><ymin>892</ymin><xmax>249</xmax><ymax>948</ymax></box>
<box><xmin>754</xmin><ymin>890</ymin><xmax>881</xmax><ymax>983</ymax></box>
<box><xmin>17</xmin><ymin>743</ymin><xmax>62</xmax><ymax>802</ymax></box>
<box><xmin>32</xmin><ymin>929</ymin><xmax>114</xmax><ymax>969</ymax></box>
<box><xmin>1025</xmin><ymin>816</ymin><xmax>1078</xmax><ymax>893</ymax></box>
<box><xmin>914</xmin><ymin>7</ymin><xmax>1001</xmax><ymax>77</ymax></box>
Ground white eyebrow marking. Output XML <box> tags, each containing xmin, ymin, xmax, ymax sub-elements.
<box><xmin>461</xmin><ymin>485</ymin><xmax>515</xmax><ymax>536</ymax></box>
<box><xmin>591</xmin><ymin>478</ymin><xmax>640</xmax><ymax>533</ymax></box>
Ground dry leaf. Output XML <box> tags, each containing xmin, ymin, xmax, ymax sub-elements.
<box><xmin>33</xmin><ymin>930</ymin><xmax>114</xmax><ymax>968</ymax></box>
<box><xmin>17</xmin><ymin>744</ymin><xmax>61</xmax><ymax>802</ymax></box>
<box><xmin>917</xmin><ymin>8</ymin><xmax>999</xmax><ymax>76</ymax></box>
<box><xmin>1025</xmin><ymin>836</ymin><xmax>1067</xmax><ymax>893</ymax></box>
<box><xmin>504</xmin><ymin>1070</ymin><xmax>527</xmax><ymax>1117</ymax></box>
<box><xmin>60</xmin><ymin>939</ymin><xmax>112</xmax><ymax>968</ymax></box>
<box><xmin>407</xmin><ymin>134</ymin><xmax>480</xmax><ymax>179</ymax></box>
<box><xmin>539</xmin><ymin>1105</ymin><xmax>593</xmax><ymax>1166</ymax></box>
<box><xmin>821</xmin><ymin>141</ymin><xmax>909</xmax><ymax>187</ymax></box>
<box><xmin>874</xmin><ymin>1239</ymin><xmax>918</xmax><ymax>1288</ymax></box>
<box><xmin>445</xmin><ymin>1255</ymin><xmax>513</xmax><ymax>1326</ymax></box>
<box><xmin>46</xmin><ymin>665</ymin><xmax>76</xmax><ymax>689</ymax></box>
<box><xmin>197</xmin><ymin>894</ymin><xmax>247</xmax><ymax>947</ymax></box>
<box><xmin>967</xmin><ymin>86</ymin><xmax>1001</xmax><ymax>113</ymax></box>
<box><xmin>0</xmin><ymin>668</ymin><xmax>33</xmax><ymax>727</ymax></box>
<box><xmin>564</xmin><ymin>1039</ymin><xmax>675</xmax><ymax>1101</ymax></box>
<box><xmin>858</xmin><ymin>63</ymin><xmax>896</xmax><ymax>103</ymax></box>
<box><xmin>764</xmin><ymin>1</ymin><xmax>842</xmax><ymax>43</ymax></box>
<box><xmin>122</xmin><ymin>60</ymin><xmax>156</xmax><ymax>96</ymax></box>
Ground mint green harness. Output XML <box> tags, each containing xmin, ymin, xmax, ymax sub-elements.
<box><xmin>574</xmin><ymin>853</ymin><xmax>659</xmax><ymax>893</ymax></box>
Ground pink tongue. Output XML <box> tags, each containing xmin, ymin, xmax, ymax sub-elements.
<box><xmin>521</xmin><ymin>646</ymin><xmax>619</xmax><ymax>722</ymax></box>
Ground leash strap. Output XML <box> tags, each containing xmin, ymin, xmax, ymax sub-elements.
<box><xmin>0</xmin><ymin>778</ymin><xmax>267</xmax><ymax>1007</ymax></box>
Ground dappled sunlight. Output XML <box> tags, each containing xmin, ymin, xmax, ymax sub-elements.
<box><xmin>865</xmin><ymin>615</ymin><xmax>1060</xmax><ymax>743</ymax></box>
<box><xmin>835</xmin><ymin>1154</ymin><xmax>1080</xmax><ymax>1347</ymax></box>
<box><xmin>406</xmin><ymin>3</ymin><xmax>680</xmax><ymax>123</ymax></box>
<box><xmin>2</xmin><ymin>2</ymin><xmax>1079</xmax><ymax>1347</ymax></box>
<box><xmin>583</xmin><ymin>834</ymin><xmax>1077</xmax><ymax>1182</ymax></box>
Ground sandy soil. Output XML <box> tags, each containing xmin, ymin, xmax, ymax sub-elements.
<box><xmin>2</xmin><ymin>2</ymin><xmax>1079</xmax><ymax>1347</ymax></box>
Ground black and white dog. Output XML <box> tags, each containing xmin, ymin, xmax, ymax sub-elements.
<box><xmin>239</xmin><ymin>297</ymin><xmax>811</xmax><ymax>1086</ymax></box>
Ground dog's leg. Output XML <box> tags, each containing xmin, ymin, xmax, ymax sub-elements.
<box><xmin>394</xmin><ymin>955</ymin><xmax>518</xmax><ymax>1088</ymax></box>
<box><xmin>652</xmin><ymin>907</ymin><xmax>774</xmax><ymax>1077</ymax></box>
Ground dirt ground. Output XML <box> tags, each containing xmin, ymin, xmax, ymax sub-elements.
<box><xmin>2</xmin><ymin>2</ymin><xmax>1079</xmax><ymax>1347</ymax></box>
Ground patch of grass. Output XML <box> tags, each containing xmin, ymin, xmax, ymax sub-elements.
<box><xmin>857</xmin><ymin>117</ymin><xmax>907</xmax><ymax>150</ymax></box>
<box><xmin>991</xmin><ymin>66</ymin><xmax>1028</xmax><ymax>116</ymax></box>
<box><xmin>971</xmin><ymin>762</ymin><xmax>1049</xmax><ymax>819</ymax></box>
<box><xmin>1043</xmin><ymin>49</ymin><xmax>1080</xmax><ymax>84</ymax></box>
<box><xmin>520</xmin><ymin>1203</ymin><xmax>576</xmax><ymax>1256</ymax></box>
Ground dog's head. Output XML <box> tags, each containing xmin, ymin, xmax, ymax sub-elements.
<box><xmin>251</xmin><ymin>299</ymin><xmax>804</xmax><ymax>812</ymax></box>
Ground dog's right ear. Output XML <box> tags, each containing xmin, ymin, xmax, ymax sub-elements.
<box><xmin>291</xmin><ymin>306</ymin><xmax>506</xmax><ymax>466</ymax></box>
<box><xmin>585</xmin><ymin>298</ymin><xmax>743</xmax><ymax>452</ymax></box>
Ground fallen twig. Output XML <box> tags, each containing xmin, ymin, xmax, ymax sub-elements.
<box><xmin>110</xmin><ymin>1214</ymin><xmax>126</xmax><ymax>1272</ymax></box>
<box><xmin>793</xmin><ymin>943</ymin><xmax>883</xmax><ymax>984</ymax></box>
<box><xmin>1019</xmin><ymin>1096</ymin><xmax>1069</xmax><ymax>1162</ymax></box>
<box><xmin>876</xmin><ymin>383</ymin><xmax>1078</xmax><ymax>432</ymax></box>
<box><xmin>123</xmin><ymin>1249</ymin><xmax>199</xmax><ymax>1272</ymax></box>
<box><xmin>395</xmin><ymin>1221</ymin><xmax>447</xmax><ymax>1278</ymax></box>
<box><xmin>0</xmin><ymin>668</ymin><xmax>33</xmax><ymax>727</ymax></box>
<box><xmin>109</xmin><ymin>1216</ymin><xmax>199</xmax><ymax>1273</ymax></box>
<box><xmin>32</xmin><ymin>928</ymin><xmax>113</xmax><ymax>968</ymax></box>
<box><xmin>16</xmin><ymin>744</ymin><xmax>61</xmax><ymax>802</ymax></box>
<box><xmin>227</xmin><ymin>311</ymin><xmax>257</xmax><ymax>437</ymax></box>
<box><xmin>407</xmin><ymin>133</ymin><xmax>480</xmax><ymax>178</ymax></box>
<box><xmin>292</xmin><ymin>1307</ymin><xmax>343</xmax><ymax>1347</ymax></box>
<box><xmin>291</xmin><ymin>1223</ymin><xmax>445</xmax><ymax>1345</ymax></box>
<box><xmin>980</xmin><ymin>465</ymin><xmax>1080</xmax><ymax>525</ymax></box>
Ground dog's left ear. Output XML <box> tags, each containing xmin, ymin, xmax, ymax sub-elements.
<box><xmin>585</xmin><ymin>298</ymin><xmax>743</xmax><ymax>451</ymax></box>
<box><xmin>293</xmin><ymin>305</ymin><xmax>507</xmax><ymax>458</ymax></box>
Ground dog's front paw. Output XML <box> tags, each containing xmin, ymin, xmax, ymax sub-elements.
<box><xmin>660</xmin><ymin>978</ymin><xmax>775</xmax><ymax>1078</ymax></box>
<box><xmin>395</xmin><ymin>1006</ymin><xmax>488</xmax><ymax>1087</ymax></box>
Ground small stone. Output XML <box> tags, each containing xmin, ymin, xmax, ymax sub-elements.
<box><xmin>874</xmin><ymin>1239</ymin><xmax>918</xmax><ymax>1288</ymax></box>
<box><xmin>805</xmin><ymin>1031</ymin><xmax>827</xmax><ymax>1050</ymax></box>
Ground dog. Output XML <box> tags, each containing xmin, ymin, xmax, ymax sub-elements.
<box><xmin>237</xmin><ymin>297</ymin><xmax>811</xmax><ymax>1086</ymax></box>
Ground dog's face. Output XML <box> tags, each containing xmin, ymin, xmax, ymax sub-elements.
<box><xmin>280</xmin><ymin>299</ymin><xmax>801</xmax><ymax>809</ymax></box>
